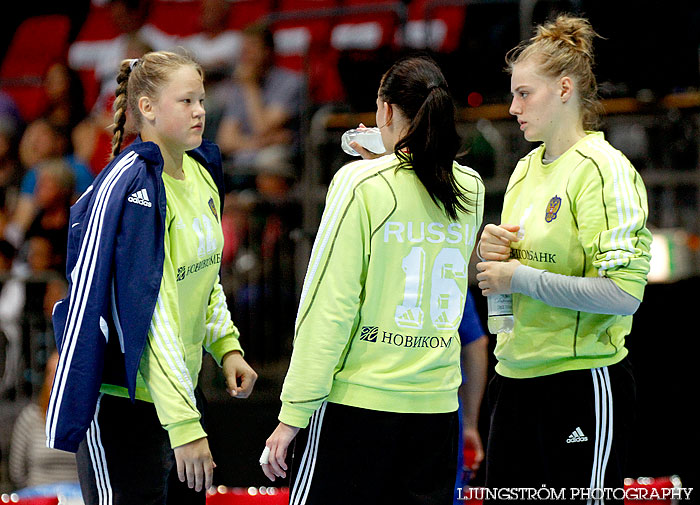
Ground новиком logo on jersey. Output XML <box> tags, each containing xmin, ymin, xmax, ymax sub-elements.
<box><xmin>359</xmin><ymin>326</ymin><xmax>453</xmax><ymax>349</ymax></box>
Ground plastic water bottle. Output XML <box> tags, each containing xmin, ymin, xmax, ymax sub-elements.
<box><xmin>486</xmin><ymin>224</ymin><xmax>525</xmax><ymax>334</ymax></box>
<box><xmin>341</xmin><ymin>127</ymin><xmax>386</xmax><ymax>156</ymax></box>
<box><xmin>487</xmin><ymin>292</ymin><xmax>514</xmax><ymax>334</ymax></box>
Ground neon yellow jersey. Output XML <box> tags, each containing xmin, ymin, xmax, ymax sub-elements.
<box><xmin>279</xmin><ymin>154</ymin><xmax>484</xmax><ymax>428</ymax></box>
<box><xmin>100</xmin><ymin>154</ymin><xmax>242</xmax><ymax>447</ymax></box>
<box><xmin>496</xmin><ymin>132</ymin><xmax>652</xmax><ymax>378</ymax></box>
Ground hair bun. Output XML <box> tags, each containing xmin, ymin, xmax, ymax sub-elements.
<box><xmin>535</xmin><ymin>14</ymin><xmax>598</xmax><ymax>59</ymax></box>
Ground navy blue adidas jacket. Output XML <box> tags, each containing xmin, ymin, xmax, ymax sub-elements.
<box><xmin>46</xmin><ymin>138</ymin><xmax>225</xmax><ymax>453</ymax></box>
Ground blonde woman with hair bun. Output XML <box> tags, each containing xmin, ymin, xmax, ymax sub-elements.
<box><xmin>476</xmin><ymin>14</ymin><xmax>652</xmax><ymax>501</ymax></box>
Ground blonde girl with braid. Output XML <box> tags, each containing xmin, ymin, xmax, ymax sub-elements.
<box><xmin>46</xmin><ymin>50</ymin><xmax>257</xmax><ymax>505</ymax></box>
<box><xmin>474</xmin><ymin>15</ymin><xmax>651</xmax><ymax>501</ymax></box>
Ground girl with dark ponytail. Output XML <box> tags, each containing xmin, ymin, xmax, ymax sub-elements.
<box><xmin>377</xmin><ymin>56</ymin><xmax>474</xmax><ymax>220</ymax></box>
<box><xmin>261</xmin><ymin>56</ymin><xmax>484</xmax><ymax>505</ymax></box>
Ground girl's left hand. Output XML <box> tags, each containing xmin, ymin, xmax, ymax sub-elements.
<box><xmin>222</xmin><ymin>351</ymin><xmax>258</xmax><ymax>398</ymax></box>
<box><xmin>173</xmin><ymin>437</ymin><xmax>215</xmax><ymax>492</ymax></box>
<box><xmin>475</xmin><ymin>259</ymin><xmax>521</xmax><ymax>296</ymax></box>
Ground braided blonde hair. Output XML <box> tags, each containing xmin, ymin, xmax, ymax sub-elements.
<box><xmin>506</xmin><ymin>14</ymin><xmax>603</xmax><ymax>129</ymax></box>
<box><xmin>110</xmin><ymin>50</ymin><xmax>203</xmax><ymax>159</ymax></box>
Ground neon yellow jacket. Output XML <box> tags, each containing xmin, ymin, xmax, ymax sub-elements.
<box><xmin>101</xmin><ymin>154</ymin><xmax>242</xmax><ymax>447</ymax></box>
<box><xmin>496</xmin><ymin>132</ymin><xmax>652</xmax><ymax>378</ymax></box>
<box><xmin>279</xmin><ymin>154</ymin><xmax>484</xmax><ymax>428</ymax></box>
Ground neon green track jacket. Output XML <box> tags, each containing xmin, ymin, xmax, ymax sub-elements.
<box><xmin>279</xmin><ymin>153</ymin><xmax>484</xmax><ymax>428</ymax></box>
<box><xmin>496</xmin><ymin>132</ymin><xmax>652</xmax><ymax>378</ymax></box>
<box><xmin>101</xmin><ymin>154</ymin><xmax>242</xmax><ymax>447</ymax></box>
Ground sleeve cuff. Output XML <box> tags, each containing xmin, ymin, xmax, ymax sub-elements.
<box><xmin>605</xmin><ymin>273</ymin><xmax>646</xmax><ymax>302</ymax></box>
<box><xmin>208</xmin><ymin>335</ymin><xmax>244</xmax><ymax>366</ymax></box>
<box><xmin>166</xmin><ymin>419</ymin><xmax>208</xmax><ymax>449</ymax></box>
<box><xmin>510</xmin><ymin>263</ymin><xmax>540</xmax><ymax>295</ymax></box>
<box><xmin>278</xmin><ymin>403</ymin><xmax>314</xmax><ymax>429</ymax></box>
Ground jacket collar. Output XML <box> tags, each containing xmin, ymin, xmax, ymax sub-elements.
<box><xmin>128</xmin><ymin>136</ymin><xmax>226</xmax><ymax>210</ymax></box>
<box><xmin>128</xmin><ymin>136</ymin><xmax>163</xmax><ymax>165</ymax></box>
<box><xmin>128</xmin><ymin>136</ymin><xmax>221</xmax><ymax>166</ymax></box>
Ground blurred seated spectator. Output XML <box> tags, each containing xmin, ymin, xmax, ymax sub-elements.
<box><xmin>23</xmin><ymin>158</ymin><xmax>76</xmax><ymax>271</ymax></box>
<box><xmin>3</xmin><ymin>119</ymin><xmax>92</xmax><ymax>249</ymax></box>
<box><xmin>0</xmin><ymin>159</ymin><xmax>73</xmax><ymax>397</ymax></box>
<box><xmin>0</xmin><ymin>238</ymin><xmax>19</xmax><ymax>397</ymax></box>
<box><xmin>0</xmin><ymin>113</ymin><xmax>23</xmax><ymax>225</ymax></box>
<box><xmin>71</xmin><ymin>33</ymin><xmax>150</xmax><ymax>175</ymax></box>
<box><xmin>215</xmin><ymin>22</ymin><xmax>304</xmax><ymax>191</ymax></box>
<box><xmin>255</xmin><ymin>161</ymin><xmax>296</xmax><ymax>203</ymax></box>
<box><xmin>68</xmin><ymin>0</ymin><xmax>153</xmax><ymax>112</ymax></box>
<box><xmin>0</xmin><ymin>234</ymin><xmax>65</xmax><ymax>398</ymax></box>
<box><xmin>221</xmin><ymin>160</ymin><xmax>297</xmax><ymax>266</ymax></box>
<box><xmin>0</xmin><ymin>90</ymin><xmax>24</xmax><ymax>131</ymax></box>
<box><xmin>9</xmin><ymin>349</ymin><xmax>80</xmax><ymax>490</ymax></box>
<box><xmin>144</xmin><ymin>0</ymin><xmax>241</xmax><ymax>84</ymax></box>
<box><xmin>0</xmin><ymin>238</ymin><xmax>15</xmax><ymax>272</ymax></box>
<box><xmin>41</xmin><ymin>61</ymin><xmax>88</xmax><ymax>132</ymax></box>
<box><xmin>17</xmin><ymin>119</ymin><xmax>92</xmax><ymax>195</ymax></box>
<box><xmin>186</xmin><ymin>0</ymin><xmax>241</xmax><ymax>81</ymax></box>
<box><xmin>67</xmin><ymin>0</ymin><xmax>152</xmax><ymax>174</ymax></box>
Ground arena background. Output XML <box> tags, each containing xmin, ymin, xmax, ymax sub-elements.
<box><xmin>1</xmin><ymin>0</ymin><xmax>698</xmax><ymax>499</ymax></box>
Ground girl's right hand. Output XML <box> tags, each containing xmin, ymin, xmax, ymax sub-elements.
<box><xmin>350</xmin><ymin>122</ymin><xmax>384</xmax><ymax>160</ymax></box>
<box><xmin>478</xmin><ymin>224</ymin><xmax>520</xmax><ymax>261</ymax></box>
<box><xmin>350</xmin><ymin>141</ymin><xmax>383</xmax><ymax>160</ymax></box>
<box><xmin>174</xmin><ymin>437</ymin><xmax>215</xmax><ymax>493</ymax></box>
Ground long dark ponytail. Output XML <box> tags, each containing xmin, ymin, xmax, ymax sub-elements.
<box><xmin>379</xmin><ymin>56</ymin><xmax>474</xmax><ymax>220</ymax></box>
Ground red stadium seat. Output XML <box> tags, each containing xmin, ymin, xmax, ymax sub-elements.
<box><xmin>0</xmin><ymin>14</ymin><xmax>71</xmax><ymax>121</ymax></box>
<box><xmin>72</xmin><ymin>4</ymin><xmax>122</xmax><ymax>42</ymax></box>
<box><xmin>146</xmin><ymin>0</ymin><xmax>201</xmax><ymax>37</ymax></box>
<box><xmin>270</xmin><ymin>0</ymin><xmax>335</xmax><ymax>72</ymax></box>
<box><xmin>305</xmin><ymin>46</ymin><xmax>345</xmax><ymax>104</ymax></box>
<box><xmin>226</xmin><ymin>0</ymin><xmax>275</xmax><ymax>30</ymax></box>
<box><xmin>265</xmin><ymin>0</ymin><xmax>345</xmax><ymax>103</ymax></box>
<box><xmin>0</xmin><ymin>15</ymin><xmax>71</xmax><ymax>78</ymax></box>
<box><xmin>402</xmin><ymin>0</ymin><xmax>467</xmax><ymax>52</ymax></box>
<box><xmin>330</xmin><ymin>0</ymin><xmax>404</xmax><ymax>51</ymax></box>
<box><xmin>277</xmin><ymin>0</ymin><xmax>339</xmax><ymax>10</ymax></box>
